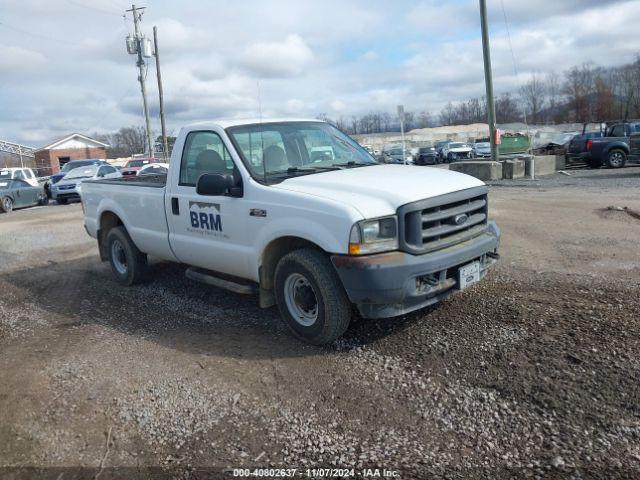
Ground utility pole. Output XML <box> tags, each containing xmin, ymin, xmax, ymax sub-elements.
<box><xmin>479</xmin><ymin>0</ymin><xmax>499</xmax><ymax>162</ymax></box>
<box><xmin>125</xmin><ymin>4</ymin><xmax>154</xmax><ymax>157</ymax></box>
<box><xmin>398</xmin><ymin>104</ymin><xmax>407</xmax><ymax>164</ymax></box>
<box><xmin>153</xmin><ymin>26</ymin><xmax>169</xmax><ymax>161</ymax></box>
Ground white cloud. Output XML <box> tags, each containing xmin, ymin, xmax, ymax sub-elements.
<box><xmin>0</xmin><ymin>0</ymin><xmax>636</xmax><ymax>146</ymax></box>
<box><xmin>236</xmin><ymin>34</ymin><xmax>313</xmax><ymax>78</ymax></box>
<box><xmin>0</xmin><ymin>44</ymin><xmax>46</xmax><ymax>71</ymax></box>
<box><xmin>285</xmin><ymin>99</ymin><xmax>305</xmax><ymax>113</ymax></box>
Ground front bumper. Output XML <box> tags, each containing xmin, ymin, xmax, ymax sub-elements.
<box><xmin>331</xmin><ymin>221</ymin><xmax>500</xmax><ymax>318</ymax></box>
<box><xmin>52</xmin><ymin>187</ymin><xmax>79</xmax><ymax>200</ymax></box>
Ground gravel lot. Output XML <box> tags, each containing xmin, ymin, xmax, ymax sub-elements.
<box><xmin>1</xmin><ymin>166</ymin><xmax>639</xmax><ymax>479</ymax></box>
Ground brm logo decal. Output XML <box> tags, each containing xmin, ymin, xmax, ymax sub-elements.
<box><xmin>187</xmin><ymin>201</ymin><xmax>228</xmax><ymax>238</ymax></box>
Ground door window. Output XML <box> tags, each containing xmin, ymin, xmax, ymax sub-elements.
<box><xmin>610</xmin><ymin>125</ymin><xmax>625</xmax><ymax>137</ymax></box>
<box><xmin>12</xmin><ymin>179</ymin><xmax>30</xmax><ymax>188</ymax></box>
<box><xmin>14</xmin><ymin>170</ymin><xmax>26</xmax><ymax>180</ymax></box>
<box><xmin>179</xmin><ymin>131</ymin><xmax>233</xmax><ymax>186</ymax></box>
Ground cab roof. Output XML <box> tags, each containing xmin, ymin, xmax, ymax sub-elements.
<box><xmin>182</xmin><ymin>117</ymin><xmax>325</xmax><ymax>130</ymax></box>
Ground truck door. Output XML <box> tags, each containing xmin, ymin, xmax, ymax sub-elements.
<box><xmin>165</xmin><ymin>130</ymin><xmax>252</xmax><ymax>279</ymax></box>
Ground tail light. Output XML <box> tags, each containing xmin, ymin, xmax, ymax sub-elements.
<box><xmin>586</xmin><ymin>139</ymin><xmax>593</xmax><ymax>150</ymax></box>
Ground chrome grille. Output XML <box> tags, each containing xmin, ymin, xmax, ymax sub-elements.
<box><xmin>398</xmin><ymin>186</ymin><xmax>489</xmax><ymax>254</ymax></box>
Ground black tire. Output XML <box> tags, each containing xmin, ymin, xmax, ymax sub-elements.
<box><xmin>274</xmin><ymin>248</ymin><xmax>351</xmax><ymax>345</ymax></box>
<box><xmin>57</xmin><ymin>198</ymin><xmax>68</xmax><ymax>205</ymax></box>
<box><xmin>38</xmin><ymin>194</ymin><xmax>49</xmax><ymax>206</ymax></box>
<box><xmin>0</xmin><ymin>196</ymin><xmax>13</xmax><ymax>213</ymax></box>
<box><xmin>105</xmin><ymin>226</ymin><xmax>148</xmax><ymax>286</ymax></box>
<box><xmin>606</xmin><ymin>149</ymin><xmax>627</xmax><ymax>169</ymax></box>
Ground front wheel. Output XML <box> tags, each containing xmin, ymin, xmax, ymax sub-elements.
<box><xmin>38</xmin><ymin>194</ymin><xmax>49</xmax><ymax>206</ymax></box>
<box><xmin>1</xmin><ymin>196</ymin><xmax>13</xmax><ymax>213</ymax></box>
<box><xmin>106</xmin><ymin>226</ymin><xmax>148</xmax><ymax>285</ymax></box>
<box><xmin>274</xmin><ymin>248</ymin><xmax>351</xmax><ymax>345</ymax></box>
<box><xmin>606</xmin><ymin>149</ymin><xmax>627</xmax><ymax>169</ymax></box>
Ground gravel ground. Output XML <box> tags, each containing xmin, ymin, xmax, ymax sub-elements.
<box><xmin>0</xmin><ymin>172</ymin><xmax>639</xmax><ymax>479</ymax></box>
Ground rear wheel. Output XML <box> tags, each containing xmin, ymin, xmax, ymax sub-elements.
<box><xmin>106</xmin><ymin>226</ymin><xmax>148</xmax><ymax>285</ymax></box>
<box><xmin>274</xmin><ymin>248</ymin><xmax>351</xmax><ymax>345</ymax></box>
<box><xmin>0</xmin><ymin>196</ymin><xmax>13</xmax><ymax>213</ymax></box>
<box><xmin>606</xmin><ymin>149</ymin><xmax>627</xmax><ymax>169</ymax></box>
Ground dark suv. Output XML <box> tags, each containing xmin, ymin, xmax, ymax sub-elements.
<box><xmin>414</xmin><ymin>146</ymin><xmax>439</xmax><ymax>165</ymax></box>
<box><xmin>582</xmin><ymin>122</ymin><xmax>640</xmax><ymax>168</ymax></box>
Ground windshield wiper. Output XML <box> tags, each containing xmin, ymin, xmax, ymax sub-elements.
<box><xmin>266</xmin><ymin>166</ymin><xmax>341</xmax><ymax>176</ymax></box>
<box><xmin>331</xmin><ymin>161</ymin><xmax>374</xmax><ymax>168</ymax></box>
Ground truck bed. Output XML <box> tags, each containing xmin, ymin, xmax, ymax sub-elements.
<box><xmin>82</xmin><ymin>173</ymin><xmax>176</xmax><ymax>262</ymax></box>
<box><xmin>87</xmin><ymin>173</ymin><xmax>167</xmax><ymax>188</ymax></box>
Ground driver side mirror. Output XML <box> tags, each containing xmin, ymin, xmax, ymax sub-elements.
<box><xmin>196</xmin><ymin>173</ymin><xmax>243</xmax><ymax>197</ymax></box>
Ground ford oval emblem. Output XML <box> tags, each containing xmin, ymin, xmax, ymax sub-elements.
<box><xmin>454</xmin><ymin>213</ymin><xmax>469</xmax><ymax>225</ymax></box>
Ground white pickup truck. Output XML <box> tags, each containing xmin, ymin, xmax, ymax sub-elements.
<box><xmin>82</xmin><ymin>118</ymin><xmax>500</xmax><ymax>344</ymax></box>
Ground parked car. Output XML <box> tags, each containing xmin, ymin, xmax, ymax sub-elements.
<box><xmin>120</xmin><ymin>158</ymin><xmax>161</xmax><ymax>177</ymax></box>
<box><xmin>382</xmin><ymin>147</ymin><xmax>412</xmax><ymax>164</ymax></box>
<box><xmin>565</xmin><ymin>127</ymin><xmax>604</xmax><ymax>165</ymax></box>
<box><xmin>137</xmin><ymin>163</ymin><xmax>170</xmax><ymax>176</ymax></box>
<box><xmin>81</xmin><ymin>118</ymin><xmax>500</xmax><ymax>345</ymax></box>
<box><xmin>441</xmin><ymin>142</ymin><xmax>473</xmax><ymax>162</ymax></box>
<box><xmin>473</xmin><ymin>142</ymin><xmax>491</xmax><ymax>158</ymax></box>
<box><xmin>52</xmin><ymin>164</ymin><xmax>121</xmax><ymax>204</ymax></box>
<box><xmin>413</xmin><ymin>146</ymin><xmax>439</xmax><ymax>165</ymax></box>
<box><xmin>434</xmin><ymin>141</ymin><xmax>453</xmax><ymax>161</ymax></box>
<box><xmin>0</xmin><ymin>178</ymin><xmax>48</xmax><ymax>213</ymax></box>
<box><xmin>46</xmin><ymin>159</ymin><xmax>108</xmax><ymax>197</ymax></box>
<box><xmin>0</xmin><ymin>167</ymin><xmax>39</xmax><ymax>187</ymax></box>
<box><xmin>582</xmin><ymin>122</ymin><xmax>640</xmax><ymax>168</ymax></box>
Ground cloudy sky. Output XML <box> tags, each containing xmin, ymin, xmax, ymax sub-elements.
<box><xmin>1</xmin><ymin>0</ymin><xmax>638</xmax><ymax>146</ymax></box>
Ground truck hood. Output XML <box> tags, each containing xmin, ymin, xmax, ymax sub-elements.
<box><xmin>272</xmin><ymin>164</ymin><xmax>484</xmax><ymax>218</ymax></box>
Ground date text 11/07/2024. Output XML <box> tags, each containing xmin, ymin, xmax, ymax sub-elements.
<box><xmin>229</xmin><ymin>468</ymin><xmax>401</xmax><ymax>478</ymax></box>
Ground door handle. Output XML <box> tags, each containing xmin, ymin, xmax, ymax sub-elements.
<box><xmin>171</xmin><ymin>197</ymin><xmax>179</xmax><ymax>215</ymax></box>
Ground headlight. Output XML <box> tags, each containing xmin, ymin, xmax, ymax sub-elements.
<box><xmin>348</xmin><ymin>216</ymin><xmax>398</xmax><ymax>255</ymax></box>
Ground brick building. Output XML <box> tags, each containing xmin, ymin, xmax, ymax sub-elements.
<box><xmin>34</xmin><ymin>133</ymin><xmax>108</xmax><ymax>175</ymax></box>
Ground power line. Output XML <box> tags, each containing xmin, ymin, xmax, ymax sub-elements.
<box><xmin>499</xmin><ymin>0</ymin><xmax>531</xmax><ymax>150</ymax></box>
<box><xmin>65</xmin><ymin>0</ymin><xmax>122</xmax><ymax>17</ymax></box>
<box><xmin>0</xmin><ymin>21</ymin><xmax>76</xmax><ymax>46</ymax></box>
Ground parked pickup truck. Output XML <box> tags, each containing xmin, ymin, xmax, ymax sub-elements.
<box><xmin>582</xmin><ymin>122</ymin><xmax>640</xmax><ymax>168</ymax></box>
<box><xmin>82</xmin><ymin>119</ymin><xmax>500</xmax><ymax>344</ymax></box>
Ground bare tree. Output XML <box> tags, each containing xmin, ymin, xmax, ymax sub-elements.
<box><xmin>519</xmin><ymin>72</ymin><xmax>546</xmax><ymax>124</ymax></box>
<box><xmin>546</xmin><ymin>71</ymin><xmax>562</xmax><ymax>122</ymax></box>
<box><xmin>564</xmin><ymin>63</ymin><xmax>595</xmax><ymax>122</ymax></box>
<box><xmin>495</xmin><ymin>93</ymin><xmax>521</xmax><ymax>123</ymax></box>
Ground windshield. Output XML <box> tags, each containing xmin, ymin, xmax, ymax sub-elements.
<box><xmin>126</xmin><ymin>160</ymin><xmax>147</xmax><ymax>168</ymax></box>
<box><xmin>65</xmin><ymin>166</ymin><xmax>98</xmax><ymax>179</ymax></box>
<box><xmin>449</xmin><ymin>142</ymin><xmax>465</xmax><ymax>148</ymax></box>
<box><xmin>61</xmin><ymin>161</ymin><xmax>94</xmax><ymax>173</ymax></box>
<box><xmin>227</xmin><ymin>122</ymin><xmax>377</xmax><ymax>180</ymax></box>
<box><xmin>476</xmin><ymin>142</ymin><xmax>490</xmax><ymax>148</ymax></box>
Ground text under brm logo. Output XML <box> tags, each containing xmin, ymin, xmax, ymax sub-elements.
<box><xmin>189</xmin><ymin>201</ymin><xmax>222</xmax><ymax>232</ymax></box>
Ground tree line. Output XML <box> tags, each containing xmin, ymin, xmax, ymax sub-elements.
<box><xmin>94</xmin><ymin>127</ymin><xmax>175</xmax><ymax>158</ymax></box>
<box><xmin>320</xmin><ymin>54</ymin><xmax>640</xmax><ymax>135</ymax></box>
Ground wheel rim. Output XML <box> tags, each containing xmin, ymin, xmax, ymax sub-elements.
<box><xmin>610</xmin><ymin>152</ymin><xmax>623</xmax><ymax>167</ymax></box>
<box><xmin>3</xmin><ymin>197</ymin><xmax>12</xmax><ymax>211</ymax></box>
<box><xmin>110</xmin><ymin>239</ymin><xmax>128</xmax><ymax>275</ymax></box>
<box><xmin>284</xmin><ymin>273</ymin><xmax>318</xmax><ymax>326</ymax></box>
